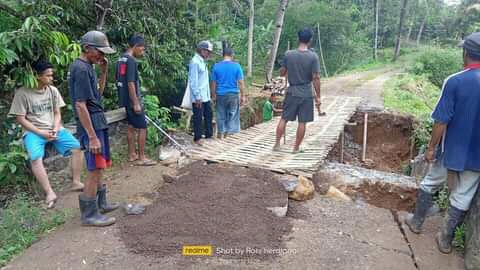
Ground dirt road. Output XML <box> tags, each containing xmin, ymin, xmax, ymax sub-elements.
<box><xmin>3</xmin><ymin>69</ymin><xmax>464</xmax><ymax>270</ymax></box>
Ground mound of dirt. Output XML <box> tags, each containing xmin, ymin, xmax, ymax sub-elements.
<box><xmin>119</xmin><ymin>162</ymin><xmax>292</xmax><ymax>259</ymax></box>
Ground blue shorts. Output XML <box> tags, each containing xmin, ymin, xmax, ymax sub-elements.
<box><xmin>79</xmin><ymin>129</ymin><xmax>112</xmax><ymax>171</ymax></box>
<box><xmin>126</xmin><ymin>106</ymin><xmax>147</xmax><ymax>129</ymax></box>
<box><xmin>23</xmin><ymin>128</ymin><xmax>80</xmax><ymax>161</ymax></box>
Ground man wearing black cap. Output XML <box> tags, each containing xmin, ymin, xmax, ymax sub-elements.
<box><xmin>406</xmin><ymin>32</ymin><xmax>480</xmax><ymax>254</ymax></box>
<box><xmin>8</xmin><ymin>59</ymin><xmax>84</xmax><ymax>209</ymax></box>
<box><xmin>115</xmin><ymin>35</ymin><xmax>156</xmax><ymax>166</ymax></box>
<box><xmin>68</xmin><ymin>30</ymin><xmax>119</xmax><ymax>226</ymax></box>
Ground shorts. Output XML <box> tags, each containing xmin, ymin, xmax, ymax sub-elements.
<box><xmin>24</xmin><ymin>128</ymin><xmax>80</xmax><ymax>161</ymax></box>
<box><xmin>79</xmin><ymin>129</ymin><xmax>112</xmax><ymax>171</ymax></box>
<box><xmin>126</xmin><ymin>106</ymin><xmax>147</xmax><ymax>129</ymax></box>
<box><xmin>281</xmin><ymin>93</ymin><xmax>314</xmax><ymax>123</ymax></box>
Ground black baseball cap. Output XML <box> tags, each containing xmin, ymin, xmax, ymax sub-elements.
<box><xmin>128</xmin><ymin>35</ymin><xmax>146</xmax><ymax>47</ymax></box>
<box><xmin>459</xmin><ymin>32</ymin><xmax>480</xmax><ymax>57</ymax></box>
<box><xmin>32</xmin><ymin>59</ymin><xmax>53</xmax><ymax>74</ymax></box>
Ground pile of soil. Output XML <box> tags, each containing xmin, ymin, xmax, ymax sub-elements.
<box><xmin>119</xmin><ymin>162</ymin><xmax>292</xmax><ymax>259</ymax></box>
<box><xmin>328</xmin><ymin>111</ymin><xmax>415</xmax><ymax>173</ymax></box>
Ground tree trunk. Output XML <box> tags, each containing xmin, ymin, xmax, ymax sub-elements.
<box><xmin>265</xmin><ymin>0</ymin><xmax>288</xmax><ymax>83</ymax></box>
<box><xmin>95</xmin><ymin>0</ymin><xmax>113</xmax><ymax>31</ymax></box>
<box><xmin>406</xmin><ymin>21</ymin><xmax>413</xmax><ymax>42</ymax></box>
<box><xmin>416</xmin><ymin>19</ymin><xmax>426</xmax><ymax>46</ymax></box>
<box><xmin>393</xmin><ymin>0</ymin><xmax>408</xmax><ymax>61</ymax></box>
<box><xmin>247</xmin><ymin>0</ymin><xmax>254</xmax><ymax>77</ymax></box>
<box><xmin>374</xmin><ymin>0</ymin><xmax>379</xmax><ymax>60</ymax></box>
<box><xmin>465</xmin><ymin>186</ymin><xmax>480</xmax><ymax>269</ymax></box>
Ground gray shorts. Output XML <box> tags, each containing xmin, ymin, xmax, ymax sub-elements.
<box><xmin>420</xmin><ymin>155</ymin><xmax>480</xmax><ymax>211</ymax></box>
<box><xmin>281</xmin><ymin>93</ymin><xmax>314</xmax><ymax>123</ymax></box>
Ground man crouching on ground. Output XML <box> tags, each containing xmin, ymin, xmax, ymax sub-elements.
<box><xmin>69</xmin><ymin>30</ymin><xmax>119</xmax><ymax>226</ymax></box>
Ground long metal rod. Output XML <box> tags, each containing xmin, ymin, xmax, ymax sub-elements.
<box><xmin>145</xmin><ymin>115</ymin><xmax>187</xmax><ymax>154</ymax></box>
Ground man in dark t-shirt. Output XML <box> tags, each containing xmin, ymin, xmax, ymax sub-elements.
<box><xmin>115</xmin><ymin>35</ymin><xmax>156</xmax><ymax>166</ymax></box>
<box><xmin>273</xmin><ymin>27</ymin><xmax>322</xmax><ymax>153</ymax></box>
<box><xmin>69</xmin><ymin>30</ymin><xmax>119</xmax><ymax>227</ymax></box>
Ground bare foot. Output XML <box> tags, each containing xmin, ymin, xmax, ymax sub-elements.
<box><xmin>273</xmin><ymin>144</ymin><xmax>281</xmax><ymax>151</ymax></box>
<box><xmin>194</xmin><ymin>140</ymin><xmax>204</xmax><ymax>146</ymax></box>
<box><xmin>71</xmin><ymin>182</ymin><xmax>84</xmax><ymax>192</ymax></box>
<box><xmin>128</xmin><ymin>154</ymin><xmax>138</xmax><ymax>162</ymax></box>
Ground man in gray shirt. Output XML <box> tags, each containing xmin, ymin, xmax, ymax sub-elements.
<box><xmin>273</xmin><ymin>28</ymin><xmax>322</xmax><ymax>153</ymax></box>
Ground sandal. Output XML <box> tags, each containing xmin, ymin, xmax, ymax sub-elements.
<box><xmin>134</xmin><ymin>159</ymin><xmax>157</xmax><ymax>166</ymax></box>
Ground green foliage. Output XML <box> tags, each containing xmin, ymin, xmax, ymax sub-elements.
<box><xmin>0</xmin><ymin>144</ymin><xmax>31</xmax><ymax>187</ymax></box>
<box><xmin>384</xmin><ymin>73</ymin><xmax>441</xmax><ymax>118</ymax></box>
<box><xmin>0</xmin><ymin>194</ymin><xmax>69</xmax><ymax>266</ymax></box>
<box><xmin>454</xmin><ymin>224</ymin><xmax>465</xmax><ymax>251</ymax></box>
<box><xmin>412</xmin><ymin>47</ymin><xmax>463</xmax><ymax>88</ymax></box>
<box><xmin>143</xmin><ymin>95</ymin><xmax>174</xmax><ymax>147</ymax></box>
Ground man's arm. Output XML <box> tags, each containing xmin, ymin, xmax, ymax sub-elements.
<box><xmin>279</xmin><ymin>67</ymin><xmax>287</xmax><ymax>77</ymax></box>
<box><xmin>425</xmin><ymin>122</ymin><xmax>447</xmax><ymax>162</ymax></box>
<box><xmin>52</xmin><ymin>106</ymin><xmax>62</xmax><ymax>133</ymax></box>
<box><xmin>98</xmin><ymin>58</ymin><xmax>108</xmax><ymax>96</ymax></box>
<box><xmin>210</xmin><ymin>80</ymin><xmax>217</xmax><ymax>101</ymax></box>
<box><xmin>313</xmin><ymin>72</ymin><xmax>321</xmax><ymax>101</ymax></box>
<box><xmin>16</xmin><ymin>115</ymin><xmax>51</xmax><ymax>139</ymax></box>
<box><xmin>75</xmin><ymin>101</ymin><xmax>97</xmax><ymax>139</ymax></box>
<box><xmin>128</xmin><ymin>82</ymin><xmax>141</xmax><ymax>112</ymax></box>
<box><xmin>238</xmin><ymin>79</ymin><xmax>246</xmax><ymax>105</ymax></box>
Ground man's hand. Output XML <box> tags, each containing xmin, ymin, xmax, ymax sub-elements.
<box><xmin>240</xmin><ymin>95</ymin><xmax>247</xmax><ymax>106</ymax></box>
<box><xmin>40</xmin><ymin>130</ymin><xmax>56</xmax><ymax>141</ymax></box>
<box><xmin>88</xmin><ymin>136</ymin><xmax>102</xmax><ymax>154</ymax></box>
<box><xmin>314</xmin><ymin>96</ymin><xmax>321</xmax><ymax>107</ymax></box>
<box><xmin>133</xmin><ymin>103</ymin><xmax>142</xmax><ymax>114</ymax></box>
<box><xmin>424</xmin><ymin>147</ymin><xmax>436</xmax><ymax>163</ymax></box>
<box><xmin>99</xmin><ymin>57</ymin><xmax>108</xmax><ymax>74</ymax></box>
<box><xmin>195</xmin><ymin>99</ymin><xmax>202</xmax><ymax>109</ymax></box>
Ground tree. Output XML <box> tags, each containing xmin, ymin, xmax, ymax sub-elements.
<box><xmin>247</xmin><ymin>0</ymin><xmax>254</xmax><ymax>77</ymax></box>
<box><xmin>374</xmin><ymin>0</ymin><xmax>379</xmax><ymax>59</ymax></box>
<box><xmin>393</xmin><ymin>0</ymin><xmax>408</xmax><ymax>61</ymax></box>
<box><xmin>265</xmin><ymin>0</ymin><xmax>288</xmax><ymax>82</ymax></box>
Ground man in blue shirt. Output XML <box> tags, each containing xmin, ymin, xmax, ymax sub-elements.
<box><xmin>210</xmin><ymin>48</ymin><xmax>246</xmax><ymax>139</ymax></box>
<box><xmin>69</xmin><ymin>30</ymin><xmax>119</xmax><ymax>226</ymax></box>
<box><xmin>406</xmin><ymin>32</ymin><xmax>480</xmax><ymax>254</ymax></box>
<box><xmin>189</xmin><ymin>41</ymin><xmax>213</xmax><ymax>146</ymax></box>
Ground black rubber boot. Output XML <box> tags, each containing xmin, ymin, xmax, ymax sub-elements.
<box><xmin>97</xmin><ymin>184</ymin><xmax>120</xmax><ymax>214</ymax></box>
<box><xmin>79</xmin><ymin>195</ymin><xmax>116</xmax><ymax>227</ymax></box>
<box><xmin>404</xmin><ymin>189</ymin><xmax>434</xmax><ymax>234</ymax></box>
<box><xmin>436</xmin><ymin>204</ymin><xmax>466</xmax><ymax>254</ymax></box>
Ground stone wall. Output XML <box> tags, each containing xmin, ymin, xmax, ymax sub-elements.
<box><xmin>465</xmin><ymin>187</ymin><xmax>480</xmax><ymax>270</ymax></box>
<box><xmin>43</xmin><ymin>109</ymin><xmax>128</xmax><ymax>193</ymax></box>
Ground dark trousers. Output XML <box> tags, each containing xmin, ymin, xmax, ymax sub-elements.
<box><xmin>192</xmin><ymin>101</ymin><xmax>213</xmax><ymax>141</ymax></box>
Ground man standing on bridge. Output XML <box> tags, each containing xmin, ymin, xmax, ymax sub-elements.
<box><xmin>405</xmin><ymin>32</ymin><xmax>480</xmax><ymax>254</ymax></box>
<box><xmin>273</xmin><ymin>27</ymin><xmax>322</xmax><ymax>153</ymax></box>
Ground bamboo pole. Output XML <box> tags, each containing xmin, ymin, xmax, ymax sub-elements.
<box><xmin>362</xmin><ymin>113</ymin><xmax>368</xmax><ymax>162</ymax></box>
<box><xmin>317</xmin><ymin>23</ymin><xmax>328</xmax><ymax>78</ymax></box>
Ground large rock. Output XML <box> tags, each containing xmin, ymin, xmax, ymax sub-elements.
<box><xmin>465</xmin><ymin>186</ymin><xmax>480</xmax><ymax>270</ymax></box>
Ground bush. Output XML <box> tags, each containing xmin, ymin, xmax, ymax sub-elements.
<box><xmin>412</xmin><ymin>47</ymin><xmax>463</xmax><ymax>88</ymax></box>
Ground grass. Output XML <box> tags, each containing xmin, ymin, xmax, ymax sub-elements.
<box><xmin>383</xmin><ymin>73</ymin><xmax>441</xmax><ymax>118</ymax></box>
<box><xmin>0</xmin><ymin>194</ymin><xmax>71</xmax><ymax>266</ymax></box>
